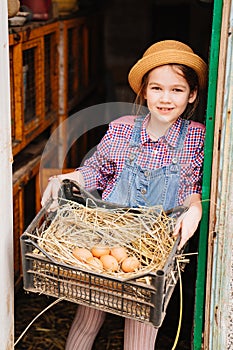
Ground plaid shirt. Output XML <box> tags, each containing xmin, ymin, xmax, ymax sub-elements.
<box><xmin>79</xmin><ymin>115</ymin><xmax>205</xmax><ymax>205</ymax></box>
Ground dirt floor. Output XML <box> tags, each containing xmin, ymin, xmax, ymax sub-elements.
<box><xmin>14</xmin><ymin>275</ymin><xmax>193</xmax><ymax>350</ymax></box>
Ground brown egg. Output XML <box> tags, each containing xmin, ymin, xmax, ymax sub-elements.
<box><xmin>91</xmin><ymin>245</ymin><xmax>110</xmax><ymax>258</ymax></box>
<box><xmin>87</xmin><ymin>257</ymin><xmax>103</xmax><ymax>270</ymax></box>
<box><xmin>100</xmin><ymin>254</ymin><xmax>119</xmax><ymax>272</ymax></box>
<box><xmin>72</xmin><ymin>247</ymin><xmax>93</xmax><ymax>262</ymax></box>
<box><xmin>110</xmin><ymin>247</ymin><xmax>128</xmax><ymax>262</ymax></box>
<box><xmin>121</xmin><ymin>256</ymin><xmax>140</xmax><ymax>273</ymax></box>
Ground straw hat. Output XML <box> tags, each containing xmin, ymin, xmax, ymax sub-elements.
<box><xmin>128</xmin><ymin>40</ymin><xmax>207</xmax><ymax>94</ymax></box>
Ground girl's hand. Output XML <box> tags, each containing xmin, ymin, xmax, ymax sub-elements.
<box><xmin>173</xmin><ymin>195</ymin><xmax>202</xmax><ymax>249</ymax></box>
<box><xmin>41</xmin><ymin>171</ymin><xmax>85</xmax><ymax>211</ymax></box>
<box><xmin>41</xmin><ymin>176</ymin><xmax>62</xmax><ymax>211</ymax></box>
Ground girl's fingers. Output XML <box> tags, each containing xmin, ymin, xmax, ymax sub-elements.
<box><xmin>41</xmin><ymin>181</ymin><xmax>53</xmax><ymax>207</ymax></box>
<box><xmin>174</xmin><ymin>212</ymin><xmax>200</xmax><ymax>249</ymax></box>
<box><xmin>48</xmin><ymin>198</ymin><xmax>59</xmax><ymax>212</ymax></box>
<box><xmin>173</xmin><ymin>216</ymin><xmax>183</xmax><ymax>237</ymax></box>
<box><xmin>173</xmin><ymin>220</ymin><xmax>184</xmax><ymax>249</ymax></box>
<box><xmin>50</xmin><ymin>177</ymin><xmax>61</xmax><ymax>199</ymax></box>
<box><xmin>41</xmin><ymin>177</ymin><xmax>61</xmax><ymax>208</ymax></box>
<box><xmin>178</xmin><ymin>233</ymin><xmax>186</xmax><ymax>250</ymax></box>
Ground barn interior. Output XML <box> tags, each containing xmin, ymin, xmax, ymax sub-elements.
<box><xmin>12</xmin><ymin>0</ymin><xmax>213</xmax><ymax>348</ymax></box>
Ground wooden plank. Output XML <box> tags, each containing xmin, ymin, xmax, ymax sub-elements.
<box><xmin>203</xmin><ymin>0</ymin><xmax>231</xmax><ymax>347</ymax></box>
<box><xmin>13</xmin><ymin>188</ymin><xmax>24</xmax><ymax>286</ymax></box>
<box><xmin>12</xmin><ymin>42</ymin><xmax>23</xmax><ymax>144</ymax></box>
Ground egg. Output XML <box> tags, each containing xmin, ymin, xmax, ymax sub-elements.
<box><xmin>91</xmin><ymin>245</ymin><xmax>110</xmax><ymax>258</ymax></box>
<box><xmin>72</xmin><ymin>247</ymin><xmax>93</xmax><ymax>262</ymax></box>
<box><xmin>87</xmin><ymin>257</ymin><xmax>103</xmax><ymax>270</ymax></box>
<box><xmin>121</xmin><ymin>256</ymin><xmax>140</xmax><ymax>273</ymax></box>
<box><xmin>100</xmin><ymin>254</ymin><xmax>119</xmax><ymax>272</ymax></box>
<box><xmin>110</xmin><ymin>247</ymin><xmax>128</xmax><ymax>262</ymax></box>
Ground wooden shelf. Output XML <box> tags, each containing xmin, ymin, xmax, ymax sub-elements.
<box><xmin>10</xmin><ymin>22</ymin><xmax>59</xmax><ymax>156</ymax></box>
<box><xmin>11</xmin><ymin>12</ymin><xmax>105</xmax><ymax>286</ymax></box>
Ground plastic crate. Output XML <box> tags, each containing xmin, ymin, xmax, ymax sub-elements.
<box><xmin>20</xmin><ymin>202</ymin><xmax>185</xmax><ymax>328</ymax></box>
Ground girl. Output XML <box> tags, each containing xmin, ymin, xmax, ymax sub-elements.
<box><xmin>42</xmin><ymin>39</ymin><xmax>207</xmax><ymax>350</ymax></box>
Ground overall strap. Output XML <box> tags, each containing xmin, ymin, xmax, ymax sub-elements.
<box><xmin>169</xmin><ymin>119</ymin><xmax>190</xmax><ymax>166</ymax></box>
<box><xmin>129</xmin><ymin>116</ymin><xmax>145</xmax><ymax>147</ymax></box>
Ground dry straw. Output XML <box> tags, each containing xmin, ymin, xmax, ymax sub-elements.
<box><xmin>31</xmin><ymin>200</ymin><xmax>177</xmax><ymax>279</ymax></box>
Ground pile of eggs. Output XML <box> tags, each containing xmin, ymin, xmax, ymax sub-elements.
<box><xmin>72</xmin><ymin>245</ymin><xmax>140</xmax><ymax>273</ymax></box>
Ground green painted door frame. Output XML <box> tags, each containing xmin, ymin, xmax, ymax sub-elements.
<box><xmin>193</xmin><ymin>0</ymin><xmax>223</xmax><ymax>348</ymax></box>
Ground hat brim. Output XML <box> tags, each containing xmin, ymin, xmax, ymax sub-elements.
<box><xmin>128</xmin><ymin>49</ymin><xmax>207</xmax><ymax>94</ymax></box>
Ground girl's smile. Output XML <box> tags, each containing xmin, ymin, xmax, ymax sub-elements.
<box><xmin>144</xmin><ymin>65</ymin><xmax>197</xmax><ymax>133</ymax></box>
<box><xmin>157</xmin><ymin>107</ymin><xmax>174</xmax><ymax>113</ymax></box>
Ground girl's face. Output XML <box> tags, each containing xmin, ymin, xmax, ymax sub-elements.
<box><xmin>144</xmin><ymin>65</ymin><xmax>197</xmax><ymax>125</ymax></box>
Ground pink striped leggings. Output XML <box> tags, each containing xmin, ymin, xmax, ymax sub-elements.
<box><xmin>65</xmin><ymin>305</ymin><xmax>158</xmax><ymax>350</ymax></box>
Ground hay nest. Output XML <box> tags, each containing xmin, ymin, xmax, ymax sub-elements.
<box><xmin>30</xmin><ymin>200</ymin><xmax>177</xmax><ymax>279</ymax></box>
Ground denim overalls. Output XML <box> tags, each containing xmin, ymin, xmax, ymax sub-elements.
<box><xmin>105</xmin><ymin>116</ymin><xmax>190</xmax><ymax>211</ymax></box>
